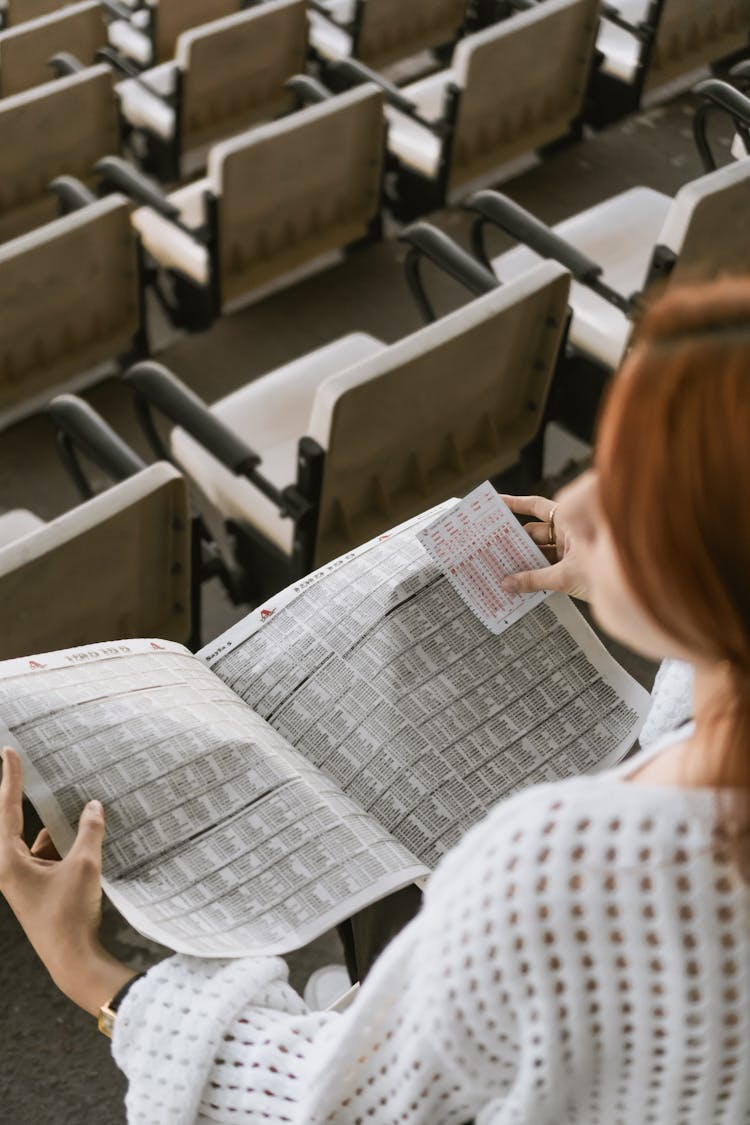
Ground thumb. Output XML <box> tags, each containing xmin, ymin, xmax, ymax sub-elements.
<box><xmin>68</xmin><ymin>800</ymin><xmax>105</xmax><ymax>870</ymax></box>
<box><xmin>501</xmin><ymin>566</ymin><xmax>552</xmax><ymax>595</ymax></box>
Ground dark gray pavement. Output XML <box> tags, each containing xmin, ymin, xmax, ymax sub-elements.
<box><xmin>0</xmin><ymin>84</ymin><xmax>728</xmax><ymax>1123</ymax></box>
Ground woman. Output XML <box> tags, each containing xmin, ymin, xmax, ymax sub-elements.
<box><xmin>1</xmin><ymin>277</ymin><xmax>749</xmax><ymax>1123</ymax></box>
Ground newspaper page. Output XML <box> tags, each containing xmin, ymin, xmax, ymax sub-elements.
<box><xmin>0</xmin><ymin>641</ymin><xmax>427</xmax><ymax>957</ymax></box>
<box><xmin>204</xmin><ymin>503</ymin><xmax>651</xmax><ymax>870</ymax></box>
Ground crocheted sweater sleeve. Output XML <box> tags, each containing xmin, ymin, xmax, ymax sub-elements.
<box><xmin>112</xmin><ymin>769</ymin><xmax>750</xmax><ymax>1124</ymax></box>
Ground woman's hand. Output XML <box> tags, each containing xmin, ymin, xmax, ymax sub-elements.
<box><xmin>498</xmin><ymin>493</ymin><xmax>589</xmax><ymax>600</ymax></box>
<box><xmin>0</xmin><ymin>747</ymin><xmax>135</xmax><ymax>1016</ymax></box>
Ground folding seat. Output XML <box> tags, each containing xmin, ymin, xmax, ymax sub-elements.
<box><xmin>115</xmin><ymin>85</ymin><xmax>386</xmax><ymax>331</ymax></box>
<box><xmin>332</xmin><ymin>0</ymin><xmax>599</xmax><ymax>219</ymax></box>
<box><xmin>117</xmin><ymin>0</ymin><xmax>309</xmax><ymax>181</ymax></box>
<box><xmin>108</xmin><ymin>0</ymin><xmax>241</xmax><ymax>68</ymax></box>
<box><xmin>0</xmin><ymin>0</ymin><xmax>107</xmax><ymax>96</ymax></box>
<box><xmin>590</xmin><ymin>0</ymin><xmax>750</xmax><ymax>125</ymax></box>
<box><xmin>1</xmin><ymin>0</ymin><xmax>76</xmax><ymax>28</ymax></box>
<box><xmin>399</xmin><ymin>157</ymin><xmax>750</xmax><ymax>384</ymax></box>
<box><xmin>0</xmin><ymin>454</ymin><xmax>192</xmax><ymax>658</ymax></box>
<box><xmin>121</xmin><ymin>260</ymin><xmax>570</xmax><ymax>600</ymax></box>
<box><xmin>308</xmin><ymin>0</ymin><xmax>467</xmax><ymax>70</ymax></box>
<box><xmin>0</xmin><ymin>194</ymin><xmax>144</xmax><ymax>426</ymax></box>
<box><xmin>0</xmin><ymin>65</ymin><xmax>118</xmax><ymax>243</ymax></box>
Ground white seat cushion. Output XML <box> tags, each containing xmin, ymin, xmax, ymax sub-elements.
<box><xmin>0</xmin><ymin>509</ymin><xmax>45</xmax><ymax>547</ymax></box>
<box><xmin>171</xmin><ymin>332</ymin><xmax>386</xmax><ymax>552</ymax></box>
<box><xmin>117</xmin><ymin>63</ymin><xmax>177</xmax><ymax>141</ymax></box>
<box><xmin>491</xmin><ymin>186</ymin><xmax>671</xmax><ymax>368</ymax></box>
<box><xmin>108</xmin><ymin>17</ymin><xmax>154</xmax><ymax>67</ymax></box>
<box><xmin>596</xmin><ymin>0</ymin><xmax>649</xmax><ymax>83</ymax></box>
<box><xmin>131</xmin><ymin>180</ymin><xmax>210</xmax><ymax>284</ymax></box>
<box><xmin>385</xmin><ymin>70</ymin><xmax>453</xmax><ymax>178</ymax></box>
<box><xmin>308</xmin><ymin>7</ymin><xmax>353</xmax><ymax>59</ymax></box>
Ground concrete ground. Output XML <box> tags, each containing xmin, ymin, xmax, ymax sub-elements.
<box><xmin>0</xmin><ymin>78</ymin><xmax>730</xmax><ymax>1123</ymax></box>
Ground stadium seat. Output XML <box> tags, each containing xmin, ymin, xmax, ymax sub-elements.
<box><xmin>117</xmin><ymin>0</ymin><xmax>308</xmax><ymax>181</ymax></box>
<box><xmin>0</xmin><ymin>0</ymin><xmax>106</xmax><ymax>96</ymax></box>
<box><xmin>308</xmin><ymin>0</ymin><xmax>466</xmax><ymax>70</ymax></box>
<box><xmin>0</xmin><ymin>457</ymin><xmax>192</xmax><ymax>658</ymax></box>
<box><xmin>122</xmin><ymin>85</ymin><xmax>386</xmax><ymax>329</ymax></box>
<box><xmin>122</xmin><ymin>260</ymin><xmax>570</xmax><ymax>600</ymax></box>
<box><xmin>0</xmin><ymin>65</ymin><xmax>118</xmax><ymax>243</ymax></box>
<box><xmin>108</xmin><ymin>0</ymin><xmax>241</xmax><ymax>68</ymax></box>
<box><xmin>590</xmin><ymin>0</ymin><xmax>750</xmax><ymax>125</ymax></box>
<box><xmin>1</xmin><ymin>0</ymin><xmax>77</xmax><ymax>28</ymax></box>
<box><xmin>692</xmin><ymin>76</ymin><xmax>750</xmax><ymax>169</ymax></box>
<box><xmin>465</xmin><ymin>158</ymin><xmax>750</xmax><ymax>371</ymax></box>
<box><xmin>0</xmin><ymin>194</ymin><xmax>144</xmax><ymax>426</ymax></box>
<box><xmin>333</xmin><ymin>0</ymin><xmax>600</xmax><ymax>219</ymax></box>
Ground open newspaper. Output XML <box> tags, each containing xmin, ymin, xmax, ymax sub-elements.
<box><xmin>0</xmin><ymin>488</ymin><xmax>650</xmax><ymax>958</ymax></box>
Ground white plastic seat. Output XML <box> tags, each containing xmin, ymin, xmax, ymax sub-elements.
<box><xmin>309</xmin><ymin>0</ymin><xmax>465</xmax><ymax>69</ymax></box>
<box><xmin>598</xmin><ymin>0</ymin><xmax>750</xmax><ymax>94</ymax></box>
<box><xmin>172</xmin><ymin>333</ymin><xmax>386</xmax><ymax>553</ymax></box>
<box><xmin>131</xmin><ymin>85</ymin><xmax>386</xmax><ymax>317</ymax></box>
<box><xmin>0</xmin><ymin>0</ymin><xmax>106</xmax><ymax>97</ymax></box>
<box><xmin>118</xmin><ymin>0</ymin><xmax>307</xmax><ymax>176</ymax></box>
<box><xmin>0</xmin><ymin>508</ymin><xmax>45</xmax><ymax>546</ymax></box>
<box><xmin>108</xmin><ymin>7</ymin><xmax>152</xmax><ymax>66</ymax></box>
<box><xmin>0</xmin><ymin>194</ymin><xmax>141</xmax><ymax>426</ymax></box>
<box><xmin>0</xmin><ymin>463</ymin><xmax>192</xmax><ymax>658</ymax></box>
<box><xmin>0</xmin><ymin>65</ymin><xmax>118</xmax><ymax>244</ymax></box>
<box><xmin>169</xmin><ymin>261</ymin><xmax>571</xmax><ymax>567</ymax></box>
<box><xmin>490</xmin><ymin>158</ymin><xmax>750</xmax><ymax>369</ymax></box>
<box><xmin>385</xmin><ymin>0</ymin><xmax>600</xmax><ymax>208</ymax></box>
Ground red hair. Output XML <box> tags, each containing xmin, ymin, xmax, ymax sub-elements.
<box><xmin>596</xmin><ymin>278</ymin><xmax>750</xmax><ymax>786</ymax></box>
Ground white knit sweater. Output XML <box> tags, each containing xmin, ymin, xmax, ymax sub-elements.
<box><xmin>112</xmin><ymin>661</ymin><xmax>750</xmax><ymax>1124</ymax></box>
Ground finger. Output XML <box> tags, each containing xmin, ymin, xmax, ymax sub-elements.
<box><xmin>30</xmin><ymin>828</ymin><xmax>60</xmax><ymax>861</ymax></box>
<box><xmin>0</xmin><ymin>748</ymin><xmax>24</xmax><ymax>839</ymax></box>
<box><xmin>499</xmin><ymin>494</ymin><xmax>556</xmax><ymax>523</ymax></box>
<box><xmin>501</xmin><ymin>562</ymin><xmax>566</xmax><ymax>595</ymax></box>
<box><xmin>524</xmin><ymin>522</ymin><xmax>556</xmax><ymax>547</ymax></box>
<box><xmin>67</xmin><ymin>800</ymin><xmax>105</xmax><ymax>874</ymax></box>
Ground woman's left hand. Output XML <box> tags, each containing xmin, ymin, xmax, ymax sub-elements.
<box><xmin>0</xmin><ymin>746</ymin><xmax>135</xmax><ymax>1016</ymax></box>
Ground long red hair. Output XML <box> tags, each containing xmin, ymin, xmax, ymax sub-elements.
<box><xmin>596</xmin><ymin>278</ymin><xmax>750</xmax><ymax>787</ymax></box>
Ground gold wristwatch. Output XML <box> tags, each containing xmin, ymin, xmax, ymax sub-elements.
<box><xmin>98</xmin><ymin>974</ymin><xmax>144</xmax><ymax>1038</ymax></box>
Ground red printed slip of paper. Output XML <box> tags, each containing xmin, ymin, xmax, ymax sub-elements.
<box><xmin>418</xmin><ymin>481</ymin><xmax>551</xmax><ymax>635</ymax></box>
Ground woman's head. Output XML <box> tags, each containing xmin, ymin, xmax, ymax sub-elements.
<box><xmin>557</xmin><ymin>278</ymin><xmax>750</xmax><ymax>681</ymax></box>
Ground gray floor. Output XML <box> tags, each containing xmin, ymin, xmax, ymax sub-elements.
<box><xmin>0</xmin><ymin>84</ymin><xmax>725</xmax><ymax>1123</ymax></box>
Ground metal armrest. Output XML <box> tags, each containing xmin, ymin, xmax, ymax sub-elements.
<box><xmin>49</xmin><ymin>176</ymin><xmax>97</xmax><ymax>215</ymax></box>
<box><xmin>328</xmin><ymin>58</ymin><xmax>424</xmax><ymax>121</ymax></box>
<box><xmin>692</xmin><ymin>78</ymin><xmax>750</xmax><ymax>171</ymax></box>
<box><xmin>48</xmin><ymin>52</ymin><xmax>87</xmax><ymax>77</ymax></box>
<box><xmin>95</xmin><ymin>156</ymin><xmax>181</xmax><ymax>222</ymax></box>
<box><xmin>101</xmin><ymin>0</ymin><xmax>136</xmax><ymax>20</ymax></box>
<box><xmin>47</xmin><ymin>395</ymin><xmax>147</xmax><ymax>500</ymax></box>
<box><xmin>729</xmin><ymin>59</ymin><xmax>750</xmax><ymax>87</ymax></box>
<box><xmin>285</xmin><ymin>74</ymin><xmax>333</xmax><ymax>107</ymax></box>
<box><xmin>466</xmin><ymin>190</ymin><xmax>632</xmax><ymax>314</ymax></box>
<box><xmin>123</xmin><ymin>362</ymin><xmax>311</xmax><ymax>522</ymax></box>
<box><xmin>95</xmin><ymin>45</ymin><xmax>143</xmax><ymax>79</ymax></box>
<box><xmin>398</xmin><ymin>221</ymin><xmax>497</xmax><ymax>323</ymax></box>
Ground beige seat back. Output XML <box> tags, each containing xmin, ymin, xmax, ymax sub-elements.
<box><xmin>151</xmin><ymin>0</ymin><xmax>237</xmax><ymax>62</ymax></box>
<box><xmin>0</xmin><ymin>463</ymin><xmax>192</xmax><ymax>658</ymax></box>
<box><xmin>211</xmin><ymin>85</ymin><xmax>385</xmax><ymax>308</ymax></box>
<box><xmin>5</xmin><ymin>0</ymin><xmax>74</xmax><ymax>24</ymax></box>
<box><xmin>179</xmin><ymin>0</ymin><xmax>307</xmax><ymax>154</ymax></box>
<box><xmin>309</xmin><ymin>260</ymin><xmax>571</xmax><ymax>564</ymax></box>
<box><xmin>657</xmin><ymin>159</ymin><xmax>750</xmax><ymax>288</ymax></box>
<box><xmin>356</xmin><ymin>0</ymin><xmax>466</xmax><ymax>68</ymax></box>
<box><xmin>0</xmin><ymin>195</ymin><xmax>139</xmax><ymax>422</ymax></box>
<box><xmin>0</xmin><ymin>0</ymin><xmax>105</xmax><ymax>96</ymax></box>
<box><xmin>450</xmin><ymin>0</ymin><xmax>599</xmax><ymax>191</ymax></box>
<box><xmin>646</xmin><ymin>0</ymin><xmax>750</xmax><ymax>91</ymax></box>
<box><xmin>0</xmin><ymin>66</ymin><xmax>117</xmax><ymax>244</ymax></box>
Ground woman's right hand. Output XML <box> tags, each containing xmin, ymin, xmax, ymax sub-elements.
<box><xmin>499</xmin><ymin>493</ymin><xmax>589</xmax><ymax>601</ymax></box>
